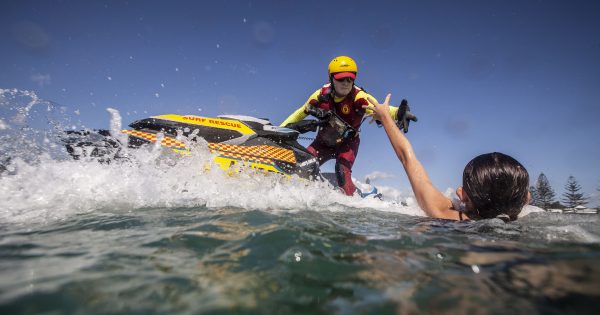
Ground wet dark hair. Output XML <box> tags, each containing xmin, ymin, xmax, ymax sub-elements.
<box><xmin>462</xmin><ymin>152</ymin><xmax>529</xmax><ymax>222</ymax></box>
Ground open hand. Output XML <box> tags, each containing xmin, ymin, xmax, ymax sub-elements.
<box><xmin>364</xmin><ymin>93</ymin><xmax>392</xmax><ymax>122</ymax></box>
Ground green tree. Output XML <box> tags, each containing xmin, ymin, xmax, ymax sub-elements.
<box><xmin>533</xmin><ymin>173</ymin><xmax>556</xmax><ymax>210</ymax></box>
<box><xmin>548</xmin><ymin>201</ymin><xmax>564</xmax><ymax>209</ymax></box>
<box><xmin>529</xmin><ymin>185</ymin><xmax>538</xmax><ymax>205</ymax></box>
<box><xmin>561</xmin><ymin>175</ymin><xmax>588</xmax><ymax>209</ymax></box>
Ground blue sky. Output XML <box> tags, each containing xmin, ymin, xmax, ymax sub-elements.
<box><xmin>1</xmin><ymin>0</ymin><xmax>599</xmax><ymax>204</ymax></box>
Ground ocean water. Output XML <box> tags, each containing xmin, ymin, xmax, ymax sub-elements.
<box><xmin>1</xmin><ymin>90</ymin><xmax>599</xmax><ymax>314</ymax></box>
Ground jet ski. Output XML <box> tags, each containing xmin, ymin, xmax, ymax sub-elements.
<box><xmin>61</xmin><ymin>114</ymin><xmax>323</xmax><ymax>180</ymax></box>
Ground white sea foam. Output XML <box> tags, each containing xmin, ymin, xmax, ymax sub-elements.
<box><xmin>0</xmin><ymin>89</ymin><xmax>422</xmax><ymax>225</ymax></box>
<box><xmin>0</xmin><ymin>144</ymin><xmax>426</xmax><ymax>225</ymax></box>
<box><xmin>546</xmin><ymin>224</ymin><xmax>600</xmax><ymax>243</ymax></box>
<box><xmin>0</xmin><ymin>89</ymin><xmax>544</xmax><ymax>226</ymax></box>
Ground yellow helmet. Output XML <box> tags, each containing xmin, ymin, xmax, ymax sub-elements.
<box><xmin>328</xmin><ymin>56</ymin><xmax>357</xmax><ymax>80</ymax></box>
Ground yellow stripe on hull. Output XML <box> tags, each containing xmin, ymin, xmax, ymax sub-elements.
<box><xmin>120</xmin><ymin>129</ymin><xmax>290</xmax><ymax>177</ymax></box>
<box><xmin>212</xmin><ymin>156</ymin><xmax>288</xmax><ymax>177</ymax></box>
<box><xmin>152</xmin><ymin>114</ymin><xmax>256</xmax><ymax>135</ymax></box>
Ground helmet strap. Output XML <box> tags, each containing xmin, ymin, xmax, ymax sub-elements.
<box><xmin>329</xmin><ymin>76</ymin><xmax>336</xmax><ymax>94</ymax></box>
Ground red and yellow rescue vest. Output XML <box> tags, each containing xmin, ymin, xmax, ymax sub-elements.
<box><xmin>311</xmin><ymin>83</ymin><xmax>370</xmax><ymax>130</ymax></box>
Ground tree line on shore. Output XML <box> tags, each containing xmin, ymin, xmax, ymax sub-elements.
<box><xmin>530</xmin><ymin>173</ymin><xmax>597</xmax><ymax>210</ymax></box>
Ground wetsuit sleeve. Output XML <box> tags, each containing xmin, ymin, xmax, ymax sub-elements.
<box><xmin>357</xmin><ymin>91</ymin><xmax>399</xmax><ymax>119</ymax></box>
<box><xmin>280</xmin><ymin>89</ymin><xmax>321</xmax><ymax>127</ymax></box>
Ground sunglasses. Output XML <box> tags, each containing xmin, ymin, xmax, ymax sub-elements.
<box><xmin>334</xmin><ymin>77</ymin><xmax>354</xmax><ymax>83</ymax></box>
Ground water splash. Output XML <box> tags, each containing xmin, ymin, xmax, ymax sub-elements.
<box><xmin>0</xmin><ymin>88</ymin><xmax>71</xmax><ymax>167</ymax></box>
<box><xmin>106</xmin><ymin>107</ymin><xmax>128</xmax><ymax>146</ymax></box>
<box><xmin>0</xmin><ymin>89</ymin><xmax>426</xmax><ymax>225</ymax></box>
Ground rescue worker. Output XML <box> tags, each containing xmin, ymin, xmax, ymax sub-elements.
<box><xmin>280</xmin><ymin>56</ymin><xmax>417</xmax><ymax>196</ymax></box>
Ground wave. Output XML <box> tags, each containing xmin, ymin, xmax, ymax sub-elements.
<box><xmin>0</xmin><ymin>89</ymin><xmax>426</xmax><ymax>225</ymax></box>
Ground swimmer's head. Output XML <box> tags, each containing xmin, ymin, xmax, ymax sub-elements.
<box><xmin>459</xmin><ymin>152</ymin><xmax>530</xmax><ymax>222</ymax></box>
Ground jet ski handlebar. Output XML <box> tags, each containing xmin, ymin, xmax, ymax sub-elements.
<box><xmin>284</xmin><ymin>119</ymin><xmax>327</xmax><ymax>134</ymax></box>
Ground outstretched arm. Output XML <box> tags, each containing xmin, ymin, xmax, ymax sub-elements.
<box><xmin>280</xmin><ymin>105</ymin><xmax>308</xmax><ymax>127</ymax></box>
<box><xmin>364</xmin><ymin>94</ymin><xmax>459</xmax><ymax>220</ymax></box>
<box><xmin>280</xmin><ymin>89</ymin><xmax>323</xmax><ymax>127</ymax></box>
